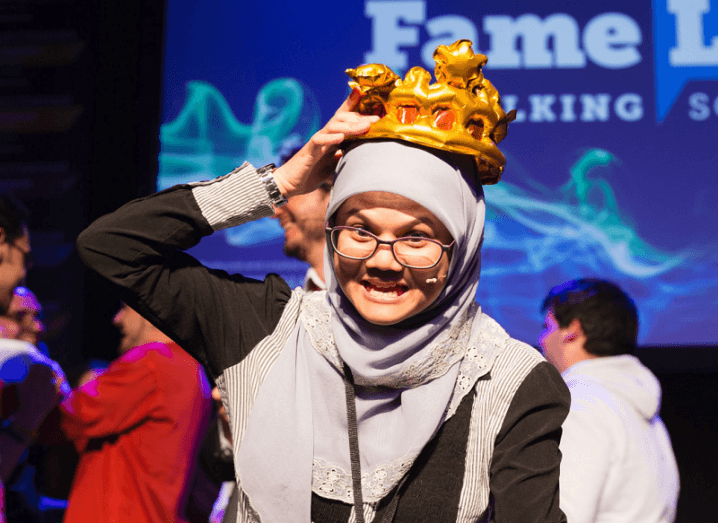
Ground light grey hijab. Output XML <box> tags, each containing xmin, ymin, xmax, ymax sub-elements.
<box><xmin>325</xmin><ymin>140</ymin><xmax>485</xmax><ymax>382</ymax></box>
<box><xmin>238</xmin><ymin>140</ymin><xmax>486</xmax><ymax>522</ymax></box>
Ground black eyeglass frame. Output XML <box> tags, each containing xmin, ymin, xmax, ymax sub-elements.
<box><xmin>325</xmin><ymin>224</ymin><xmax>455</xmax><ymax>269</ymax></box>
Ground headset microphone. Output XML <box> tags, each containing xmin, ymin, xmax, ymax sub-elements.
<box><xmin>426</xmin><ymin>275</ymin><xmax>447</xmax><ymax>284</ymax></box>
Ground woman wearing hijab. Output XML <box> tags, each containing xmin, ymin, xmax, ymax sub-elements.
<box><xmin>77</xmin><ymin>43</ymin><xmax>570</xmax><ymax>522</ymax></box>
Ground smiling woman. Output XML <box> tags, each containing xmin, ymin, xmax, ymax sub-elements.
<box><xmin>77</xmin><ymin>41</ymin><xmax>571</xmax><ymax>523</ymax></box>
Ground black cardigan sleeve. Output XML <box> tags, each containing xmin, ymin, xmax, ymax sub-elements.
<box><xmin>490</xmin><ymin>361</ymin><xmax>570</xmax><ymax>523</ymax></box>
<box><xmin>76</xmin><ymin>167</ymin><xmax>292</xmax><ymax>379</ymax></box>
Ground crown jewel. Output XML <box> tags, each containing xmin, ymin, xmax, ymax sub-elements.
<box><xmin>345</xmin><ymin>40</ymin><xmax>516</xmax><ymax>184</ymax></box>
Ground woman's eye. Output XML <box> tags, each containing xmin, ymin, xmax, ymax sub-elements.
<box><xmin>405</xmin><ymin>232</ymin><xmax>430</xmax><ymax>242</ymax></box>
<box><xmin>400</xmin><ymin>236</ymin><xmax>431</xmax><ymax>249</ymax></box>
<box><xmin>349</xmin><ymin>227</ymin><xmax>373</xmax><ymax>240</ymax></box>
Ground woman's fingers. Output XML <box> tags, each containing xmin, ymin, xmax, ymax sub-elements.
<box><xmin>336</xmin><ymin>87</ymin><xmax>362</xmax><ymax>114</ymax></box>
<box><xmin>325</xmin><ymin>111</ymin><xmax>377</xmax><ymax>130</ymax></box>
<box><xmin>311</xmin><ymin>132</ymin><xmax>348</xmax><ymax>147</ymax></box>
<box><xmin>273</xmin><ymin>90</ymin><xmax>379</xmax><ymax>197</ymax></box>
<box><xmin>313</xmin><ymin>113</ymin><xmax>379</xmax><ymax>146</ymax></box>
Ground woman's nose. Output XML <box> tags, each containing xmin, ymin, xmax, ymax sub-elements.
<box><xmin>365</xmin><ymin>243</ymin><xmax>403</xmax><ymax>271</ymax></box>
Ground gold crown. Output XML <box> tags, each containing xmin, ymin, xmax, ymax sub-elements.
<box><xmin>345</xmin><ymin>40</ymin><xmax>516</xmax><ymax>185</ymax></box>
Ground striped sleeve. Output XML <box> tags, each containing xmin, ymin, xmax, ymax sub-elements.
<box><xmin>192</xmin><ymin>162</ymin><xmax>275</xmax><ymax>230</ymax></box>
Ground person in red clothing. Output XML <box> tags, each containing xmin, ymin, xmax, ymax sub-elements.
<box><xmin>59</xmin><ymin>303</ymin><xmax>211</xmax><ymax>522</ymax></box>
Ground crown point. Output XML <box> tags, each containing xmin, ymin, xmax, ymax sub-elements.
<box><xmin>345</xmin><ymin>64</ymin><xmax>399</xmax><ymax>90</ymax></box>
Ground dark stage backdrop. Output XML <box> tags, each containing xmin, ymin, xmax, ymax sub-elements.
<box><xmin>0</xmin><ymin>0</ymin><xmax>166</xmax><ymax>373</ymax></box>
<box><xmin>159</xmin><ymin>0</ymin><xmax>718</xmax><ymax>348</ymax></box>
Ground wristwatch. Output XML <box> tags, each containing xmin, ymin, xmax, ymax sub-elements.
<box><xmin>257</xmin><ymin>163</ymin><xmax>288</xmax><ymax>208</ymax></box>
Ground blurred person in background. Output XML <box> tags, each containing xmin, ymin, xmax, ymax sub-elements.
<box><xmin>0</xmin><ymin>194</ymin><xmax>65</xmax><ymax>523</ymax></box>
<box><xmin>274</xmin><ymin>148</ymin><xmax>332</xmax><ymax>291</ymax></box>
<box><xmin>540</xmin><ymin>278</ymin><xmax>679</xmax><ymax>523</ymax></box>
<box><xmin>0</xmin><ymin>286</ymin><xmax>52</xmax><ymax>523</ymax></box>
<box><xmin>58</xmin><ymin>303</ymin><xmax>211</xmax><ymax>522</ymax></box>
<box><xmin>4</xmin><ymin>287</ymin><xmax>45</xmax><ymax>347</ymax></box>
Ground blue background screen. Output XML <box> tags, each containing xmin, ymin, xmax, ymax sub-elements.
<box><xmin>159</xmin><ymin>0</ymin><xmax>718</xmax><ymax>346</ymax></box>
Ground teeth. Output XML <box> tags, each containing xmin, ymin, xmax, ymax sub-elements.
<box><xmin>367</xmin><ymin>286</ymin><xmax>403</xmax><ymax>298</ymax></box>
<box><xmin>363</xmin><ymin>281</ymin><xmax>406</xmax><ymax>297</ymax></box>
<box><xmin>372</xmin><ymin>281</ymin><xmax>400</xmax><ymax>288</ymax></box>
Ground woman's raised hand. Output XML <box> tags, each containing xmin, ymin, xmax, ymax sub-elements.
<box><xmin>272</xmin><ymin>88</ymin><xmax>379</xmax><ymax>198</ymax></box>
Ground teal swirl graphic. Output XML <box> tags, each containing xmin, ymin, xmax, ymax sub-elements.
<box><xmin>159</xmin><ymin>79</ymin><xmax>321</xmax><ymax>246</ymax></box>
<box><xmin>484</xmin><ymin>149</ymin><xmax>684</xmax><ymax>279</ymax></box>
<box><xmin>158</xmin><ymin>80</ymin><xmax>715</xmax><ymax>345</ymax></box>
<box><xmin>480</xmin><ymin>149</ymin><xmax>713</xmax><ymax>344</ymax></box>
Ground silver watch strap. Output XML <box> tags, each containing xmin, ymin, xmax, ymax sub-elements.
<box><xmin>257</xmin><ymin>163</ymin><xmax>288</xmax><ymax>208</ymax></box>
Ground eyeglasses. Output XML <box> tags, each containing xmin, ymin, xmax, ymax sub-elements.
<box><xmin>326</xmin><ymin>225</ymin><xmax>454</xmax><ymax>269</ymax></box>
